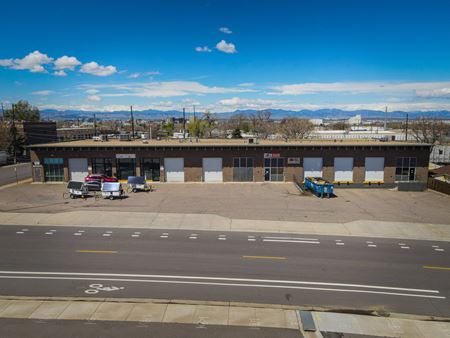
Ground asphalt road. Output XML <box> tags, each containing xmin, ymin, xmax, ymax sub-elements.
<box><xmin>0</xmin><ymin>225</ymin><xmax>449</xmax><ymax>317</ymax></box>
<box><xmin>0</xmin><ymin>318</ymin><xmax>302</xmax><ymax>338</ymax></box>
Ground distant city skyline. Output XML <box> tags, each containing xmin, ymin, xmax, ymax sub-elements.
<box><xmin>1</xmin><ymin>0</ymin><xmax>450</xmax><ymax>113</ymax></box>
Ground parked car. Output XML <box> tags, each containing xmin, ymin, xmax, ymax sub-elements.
<box><xmin>84</xmin><ymin>174</ymin><xmax>118</xmax><ymax>183</ymax></box>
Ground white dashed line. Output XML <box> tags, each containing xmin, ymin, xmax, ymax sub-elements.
<box><xmin>102</xmin><ymin>234</ymin><xmax>111</xmax><ymax>237</ymax></box>
<box><xmin>432</xmin><ymin>245</ymin><xmax>440</xmax><ymax>248</ymax></box>
<box><xmin>131</xmin><ymin>234</ymin><xmax>140</xmax><ymax>238</ymax></box>
<box><xmin>74</xmin><ymin>233</ymin><xmax>82</xmax><ymax>236</ymax></box>
<box><xmin>133</xmin><ymin>232</ymin><xmax>141</xmax><ymax>234</ymax></box>
<box><xmin>105</xmin><ymin>231</ymin><xmax>113</xmax><ymax>234</ymax></box>
<box><xmin>160</xmin><ymin>235</ymin><xmax>168</xmax><ymax>238</ymax></box>
<box><xmin>366</xmin><ymin>241</ymin><xmax>373</xmax><ymax>244</ymax></box>
<box><xmin>335</xmin><ymin>239</ymin><xmax>342</xmax><ymax>242</ymax></box>
<box><xmin>44</xmin><ymin>232</ymin><xmax>54</xmax><ymax>235</ymax></box>
<box><xmin>336</xmin><ymin>242</ymin><xmax>345</xmax><ymax>246</ymax></box>
<box><xmin>21</xmin><ymin>229</ymin><xmax>29</xmax><ymax>232</ymax></box>
<box><xmin>401</xmin><ymin>246</ymin><xmax>410</xmax><ymax>249</ymax></box>
<box><xmin>368</xmin><ymin>244</ymin><xmax>377</xmax><ymax>248</ymax></box>
<box><xmin>189</xmin><ymin>236</ymin><xmax>198</xmax><ymax>239</ymax></box>
<box><xmin>263</xmin><ymin>239</ymin><xmax>320</xmax><ymax>244</ymax></box>
<box><xmin>435</xmin><ymin>248</ymin><xmax>444</xmax><ymax>252</ymax></box>
<box><xmin>16</xmin><ymin>232</ymin><xmax>24</xmax><ymax>234</ymax></box>
<box><xmin>264</xmin><ymin>236</ymin><xmax>318</xmax><ymax>241</ymax></box>
<box><xmin>248</xmin><ymin>239</ymin><xmax>256</xmax><ymax>242</ymax></box>
<box><xmin>77</xmin><ymin>230</ymin><xmax>85</xmax><ymax>233</ymax></box>
<box><xmin>398</xmin><ymin>243</ymin><xmax>406</xmax><ymax>246</ymax></box>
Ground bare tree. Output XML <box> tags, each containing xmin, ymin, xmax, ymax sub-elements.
<box><xmin>250</xmin><ymin>110</ymin><xmax>273</xmax><ymax>139</ymax></box>
<box><xmin>278</xmin><ymin>118</ymin><xmax>314</xmax><ymax>141</ymax></box>
<box><xmin>409</xmin><ymin>117</ymin><xmax>450</xmax><ymax>145</ymax></box>
<box><xmin>202</xmin><ymin>111</ymin><xmax>217</xmax><ymax>138</ymax></box>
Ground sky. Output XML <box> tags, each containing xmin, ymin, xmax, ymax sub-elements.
<box><xmin>1</xmin><ymin>0</ymin><xmax>450</xmax><ymax>114</ymax></box>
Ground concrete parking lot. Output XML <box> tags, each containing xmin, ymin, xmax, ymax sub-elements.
<box><xmin>0</xmin><ymin>183</ymin><xmax>449</xmax><ymax>224</ymax></box>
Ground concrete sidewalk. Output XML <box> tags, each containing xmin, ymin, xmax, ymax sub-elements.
<box><xmin>0</xmin><ymin>210</ymin><xmax>449</xmax><ymax>241</ymax></box>
<box><xmin>0</xmin><ymin>298</ymin><xmax>448</xmax><ymax>337</ymax></box>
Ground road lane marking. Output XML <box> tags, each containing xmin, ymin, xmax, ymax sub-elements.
<box><xmin>400</xmin><ymin>246</ymin><xmax>410</xmax><ymax>249</ymax></box>
<box><xmin>263</xmin><ymin>239</ymin><xmax>320</xmax><ymax>244</ymax></box>
<box><xmin>336</xmin><ymin>242</ymin><xmax>345</xmax><ymax>246</ymax></box>
<box><xmin>160</xmin><ymin>236</ymin><xmax>168</xmax><ymax>238</ymax></box>
<box><xmin>248</xmin><ymin>239</ymin><xmax>256</xmax><ymax>242</ymax></box>
<box><xmin>423</xmin><ymin>266</ymin><xmax>450</xmax><ymax>271</ymax></box>
<box><xmin>102</xmin><ymin>234</ymin><xmax>111</xmax><ymax>237</ymax></box>
<box><xmin>131</xmin><ymin>234</ymin><xmax>140</xmax><ymax>238</ymax></box>
<box><xmin>434</xmin><ymin>248</ymin><xmax>445</xmax><ymax>252</ymax></box>
<box><xmin>264</xmin><ymin>236</ymin><xmax>318</xmax><ymax>241</ymax></box>
<box><xmin>44</xmin><ymin>232</ymin><xmax>54</xmax><ymax>235</ymax></box>
<box><xmin>242</xmin><ymin>255</ymin><xmax>286</xmax><ymax>260</ymax></box>
<box><xmin>368</xmin><ymin>244</ymin><xmax>377</xmax><ymax>248</ymax></box>
<box><xmin>16</xmin><ymin>232</ymin><xmax>24</xmax><ymax>234</ymax></box>
<box><xmin>74</xmin><ymin>233</ymin><xmax>82</xmax><ymax>236</ymax></box>
<box><xmin>0</xmin><ymin>271</ymin><xmax>440</xmax><ymax>294</ymax></box>
<box><xmin>0</xmin><ymin>275</ymin><xmax>443</xmax><ymax>299</ymax></box>
<box><xmin>366</xmin><ymin>241</ymin><xmax>373</xmax><ymax>244</ymax></box>
<box><xmin>76</xmin><ymin>250</ymin><xmax>117</xmax><ymax>254</ymax></box>
<box><xmin>77</xmin><ymin>230</ymin><xmax>85</xmax><ymax>233</ymax></box>
<box><xmin>432</xmin><ymin>245</ymin><xmax>439</xmax><ymax>248</ymax></box>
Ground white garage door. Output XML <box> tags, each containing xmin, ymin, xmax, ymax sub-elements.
<box><xmin>68</xmin><ymin>158</ymin><xmax>88</xmax><ymax>182</ymax></box>
<box><xmin>365</xmin><ymin>157</ymin><xmax>384</xmax><ymax>182</ymax></box>
<box><xmin>303</xmin><ymin>157</ymin><xmax>323</xmax><ymax>178</ymax></box>
<box><xmin>203</xmin><ymin>158</ymin><xmax>223</xmax><ymax>182</ymax></box>
<box><xmin>334</xmin><ymin>157</ymin><xmax>353</xmax><ymax>182</ymax></box>
<box><xmin>165</xmin><ymin>158</ymin><xmax>184</xmax><ymax>182</ymax></box>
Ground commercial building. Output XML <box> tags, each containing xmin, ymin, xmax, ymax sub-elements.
<box><xmin>28</xmin><ymin>139</ymin><xmax>430</xmax><ymax>187</ymax></box>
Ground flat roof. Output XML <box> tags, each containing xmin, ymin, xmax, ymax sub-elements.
<box><xmin>28</xmin><ymin>138</ymin><xmax>429</xmax><ymax>148</ymax></box>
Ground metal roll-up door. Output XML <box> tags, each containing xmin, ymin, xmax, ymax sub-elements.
<box><xmin>334</xmin><ymin>157</ymin><xmax>353</xmax><ymax>182</ymax></box>
<box><xmin>303</xmin><ymin>157</ymin><xmax>323</xmax><ymax>178</ymax></box>
<box><xmin>365</xmin><ymin>157</ymin><xmax>384</xmax><ymax>182</ymax></box>
<box><xmin>203</xmin><ymin>158</ymin><xmax>223</xmax><ymax>182</ymax></box>
<box><xmin>68</xmin><ymin>158</ymin><xmax>88</xmax><ymax>182</ymax></box>
<box><xmin>164</xmin><ymin>158</ymin><xmax>184</xmax><ymax>182</ymax></box>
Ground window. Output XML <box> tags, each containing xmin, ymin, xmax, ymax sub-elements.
<box><xmin>395</xmin><ymin>157</ymin><xmax>416</xmax><ymax>182</ymax></box>
<box><xmin>141</xmin><ymin>158</ymin><xmax>160</xmax><ymax>181</ymax></box>
<box><xmin>92</xmin><ymin>158</ymin><xmax>113</xmax><ymax>177</ymax></box>
<box><xmin>264</xmin><ymin>157</ymin><xmax>284</xmax><ymax>182</ymax></box>
<box><xmin>43</xmin><ymin>158</ymin><xmax>64</xmax><ymax>182</ymax></box>
<box><xmin>233</xmin><ymin>157</ymin><xmax>254</xmax><ymax>182</ymax></box>
<box><xmin>116</xmin><ymin>158</ymin><xmax>136</xmax><ymax>180</ymax></box>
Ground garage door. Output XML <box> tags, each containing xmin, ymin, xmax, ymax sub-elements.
<box><xmin>334</xmin><ymin>157</ymin><xmax>353</xmax><ymax>182</ymax></box>
<box><xmin>165</xmin><ymin>158</ymin><xmax>184</xmax><ymax>182</ymax></box>
<box><xmin>303</xmin><ymin>157</ymin><xmax>323</xmax><ymax>178</ymax></box>
<box><xmin>203</xmin><ymin>158</ymin><xmax>223</xmax><ymax>182</ymax></box>
<box><xmin>365</xmin><ymin>157</ymin><xmax>384</xmax><ymax>182</ymax></box>
<box><xmin>68</xmin><ymin>158</ymin><xmax>88</xmax><ymax>182</ymax></box>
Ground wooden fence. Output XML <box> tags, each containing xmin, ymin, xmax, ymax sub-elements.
<box><xmin>428</xmin><ymin>177</ymin><xmax>450</xmax><ymax>195</ymax></box>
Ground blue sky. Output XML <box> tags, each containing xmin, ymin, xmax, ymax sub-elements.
<box><xmin>1</xmin><ymin>0</ymin><xmax>450</xmax><ymax>113</ymax></box>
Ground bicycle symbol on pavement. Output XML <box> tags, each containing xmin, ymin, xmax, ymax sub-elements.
<box><xmin>84</xmin><ymin>283</ymin><xmax>125</xmax><ymax>294</ymax></box>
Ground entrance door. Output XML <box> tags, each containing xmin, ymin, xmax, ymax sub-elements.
<box><xmin>116</xmin><ymin>158</ymin><xmax>136</xmax><ymax>180</ymax></box>
<box><xmin>165</xmin><ymin>158</ymin><xmax>184</xmax><ymax>182</ymax></box>
<box><xmin>141</xmin><ymin>158</ymin><xmax>160</xmax><ymax>181</ymax></box>
<box><xmin>264</xmin><ymin>157</ymin><xmax>285</xmax><ymax>181</ymax></box>
<box><xmin>203</xmin><ymin>158</ymin><xmax>223</xmax><ymax>182</ymax></box>
<box><xmin>304</xmin><ymin>157</ymin><xmax>323</xmax><ymax>178</ymax></box>
<box><xmin>68</xmin><ymin>158</ymin><xmax>88</xmax><ymax>181</ymax></box>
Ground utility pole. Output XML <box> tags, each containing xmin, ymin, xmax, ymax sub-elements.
<box><xmin>384</xmin><ymin>106</ymin><xmax>387</xmax><ymax>130</ymax></box>
<box><xmin>182</xmin><ymin>107</ymin><xmax>186</xmax><ymax>139</ymax></box>
<box><xmin>93</xmin><ymin>113</ymin><xmax>97</xmax><ymax>136</ymax></box>
<box><xmin>130</xmin><ymin>105</ymin><xmax>135</xmax><ymax>139</ymax></box>
<box><xmin>405</xmin><ymin>113</ymin><xmax>409</xmax><ymax>142</ymax></box>
<box><xmin>11</xmin><ymin>103</ymin><xmax>17</xmax><ymax>164</ymax></box>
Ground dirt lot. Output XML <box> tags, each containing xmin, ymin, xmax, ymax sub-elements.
<box><xmin>0</xmin><ymin>182</ymin><xmax>449</xmax><ymax>224</ymax></box>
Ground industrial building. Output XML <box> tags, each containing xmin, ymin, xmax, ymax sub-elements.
<box><xmin>28</xmin><ymin>139</ymin><xmax>430</xmax><ymax>187</ymax></box>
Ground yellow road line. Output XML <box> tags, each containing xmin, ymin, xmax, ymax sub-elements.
<box><xmin>423</xmin><ymin>265</ymin><xmax>450</xmax><ymax>271</ymax></box>
<box><xmin>76</xmin><ymin>250</ymin><xmax>118</xmax><ymax>254</ymax></box>
<box><xmin>242</xmin><ymin>255</ymin><xmax>286</xmax><ymax>260</ymax></box>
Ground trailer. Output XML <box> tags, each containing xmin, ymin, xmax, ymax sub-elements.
<box><xmin>304</xmin><ymin>177</ymin><xmax>334</xmax><ymax>198</ymax></box>
<box><xmin>101</xmin><ymin>182</ymin><xmax>124</xmax><ymax>200</ymax></box>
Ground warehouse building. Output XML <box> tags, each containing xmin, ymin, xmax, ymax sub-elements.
<box><xmin>28</xmin><ymin>139</ymin><xmax>430</xmax><ymax>187</ymax></box>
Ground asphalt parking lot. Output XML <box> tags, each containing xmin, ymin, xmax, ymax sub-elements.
<box><xmin>0</xmin><ymin>182</ymin><xmax>449</xmax><ymax>224</ymax></box>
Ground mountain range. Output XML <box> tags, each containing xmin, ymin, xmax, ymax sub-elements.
<box><xmin>41</xmin><ymin>108</ymin><xmax>450</xmax><ymax>121</ymax></box>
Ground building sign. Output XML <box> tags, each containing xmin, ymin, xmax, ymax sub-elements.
<box><xmin>264</xmin><ymin>153</ymin><xmax>281</xmax><ymax>158</ymax></box>
<box><xmin>287</xmin><ymin>157</ymin><xmax>300</xmax><ymax>164</ymax></box>
<box><xmin>116</xmin><ymin>154</ymin><xmax>136</xmax><ymax>159</ymax></box>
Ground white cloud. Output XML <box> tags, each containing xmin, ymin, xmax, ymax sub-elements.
<box><xmin>216</xmin><ymin>40</ymin><xmax>237</xmax><ymax>54</ymax></box>
<box><xmin>31</xmin><ymin>90</ymin><xmax>54</xmax><ymax>96</ymax></box>
<box><xmin>87</xmin><ymin>95</ymin><xmax>101</xmax><ymax>102</ymax></box>
<box><xmin>53</xmin><ymin>70</ymin><xmax>67</xmax><ymax>76</ymax></box>
<box><xmin>238</xmin><ymin>82</ymin><xmax>255</xmax><ymax>87</ymax></box>
<box><xmin>219</xmin><ymin>27</ymin><xmax>232</xmax><ymax>34</ymax></box>
<box><xmin>53</xmin><ymin>56</ymin><xmax>81</xmax><ymax>71</ymax></box>
<box><xmin>0</xmin><ymin>50</ymin><xmax>53</xmax><ymax>73</ymax></box>
<box><xmin>268</xmin><ymin>81</ymin><xmax>450</xmax><ymax>96</ymax></box>
<box><xmin>85</xmin><ymin>89</ymin><xmax>99</xmax><ymax>94</ymax></box>
<box><xmin>128</xmin><ymin>71</ymin><xmax>160</xmax><ymax>79</ymax></box>
<box><xmin>195</xmin><ymin>46</ymin><xmax>212</xmax><ymax>53</ymax></box>
<box><xmin>80</xmin><ymin>81</ymin><xmax>255</xmax><ymax>98</ymax></box>
<box><xmin>80</xmin><ymin>61</ymin><xmax>117</xmax><ymax>76</ymax></box>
